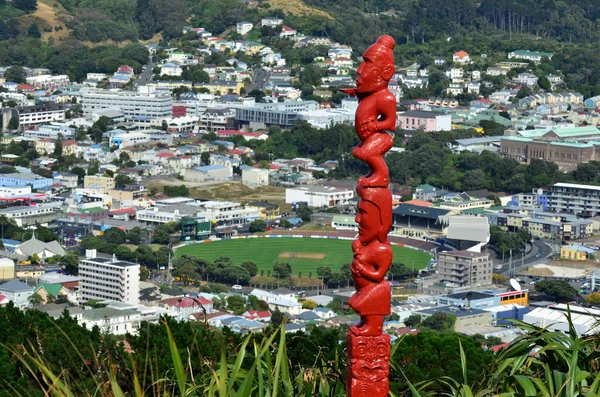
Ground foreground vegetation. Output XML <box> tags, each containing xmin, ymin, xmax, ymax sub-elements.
<box><xmin>2</xmin><ymin>302</ymin><xmax>600</xmax><ymax>396</ymax></box>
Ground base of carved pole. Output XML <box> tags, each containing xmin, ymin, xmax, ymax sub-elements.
<box><xmin>347</xmin><ymin>332</ymin><xmax>391</xmax><ymax>397</ymax></box>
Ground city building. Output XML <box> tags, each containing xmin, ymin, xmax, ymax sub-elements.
<box><xmin>285</xmin><ymin>185</ymin><xmax>354</xmax><ymax>208</ymax></box>
<box><xmin>0</xmin><ymin>173</ymin><xmax>53</xmax><ymax>189</ymax></box>
<box><xmin>0</xmin><ymin>279</ymin><xmax>33</xmax><ymax>308</ymax></box>
<box><xmin>0</xmin><ymin>203</ymin><xmax>63</xmax><ymax>228</ymax></box>
<box><xmin>560</xmin><ymin>244</ymin><xmax>595</xmax><ymax>260</ymax></box>
<box><xmin>84</xmin><ymin>175</ymin><xmax>115</xmax><ymax>193</ymax></box>
<box><xmin>0</xmin><ymin>258</ymin><xmax>14</xmax><ymax>280</ymax></box>
<box><xmin>11</xmin><ymin>102</ymin><xmax>65</xmax><ymax>128</ymax></box>
<box><xmin>331</xmin><ymin>214</ymin><xmax>358</xmax><ymax>231</ymax></box>
<box><xmin>236</xmin><ymin>21</ymin><xmax>253</xmax><ymax>35</ymax></box>
<box><xmin>437</xmin><ymin>291</ymin><xmax>500</xmax><ymax>309</ymax></box>
<box><xmin>82</xmin><ymin>89</ymin><xmax>173</xmax><ymax>119</ymax></box>
<box><xmin>79</xmin><ymin>307</ymin><xmax>141</xmax><ymax>335</ymax></box>
<box><xmin>14</xmin><ymin>233</ymin><xmax>67</xmax><ymax>259</ymax></box>
<box><xmin>416</xmin><ymin>306</ymin><xmax>492</xmax><ymax>330</ymax></box>
<box><xmin>79</xmin><ymin>250</ymin><xmax>140</xmax><ymax>305</ymax></box>
<box><xmin>523</xmin><ymin>304</ymin><xmax>600</xmax><ymax>336</ymax></box>
<box><xmin>180</xmin><ymin>217</ymin><xmax>212</xmax><ymax>241</ymax></box>
<box><xmin>244</xmin><ymin>202</ymin><xmax>280</xmax><ymax>220</ymax></box>
<box><xmin>242</xmin><ymin>168</ymin><xmax>269</xmax><ymax>187</ymax></box>
<box><xmin>232</xmin><ymin>101</ymin><xmax>319</xmax><ymax>128</ymax></box>
<box><xmin>437</xmin><ymin>251</ymin><xmax>493</xmax><ymax>289</ymax></box>
<box><xmin>508</xmin><ymin>50</ymin><xmax>553</xmax><ymax>64</ymax></box>
<box><xmin>195</xmin><ymin>200</ymin><xmax>260</xmax><ymax>225</ymax></box>
<box><xmin>183</xmin><ymin>165</ymin><xmax>232</xmax><ymax>182</ymax></box>
<box><xmin>397</xmin><ymin>110</ymin><xmax>452</xmax><ymax>132</ymax></box>
<box><xmin>544</xmin><ymin>183</ymin><xmax>600</xmax><ymax>217</ymax></box>
<box><xmin>136</xmin><ymin>205</ymin><xmax>198</xmax><ymax>224</ymax></box>
<box><xmin>261</xmin><ymin>17</ymin><xmax>283</xmax><ymax>27</ymax></box>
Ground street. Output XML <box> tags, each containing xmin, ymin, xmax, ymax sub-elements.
<box><xmin>136</xmin><ymin>57</ymin><xmax>155</xmax><ymax>87</ymax></box>
<box><xmin>250</xmin><ymin>68</ymin><xmax>270</xmax><ymax>92</ymax></box>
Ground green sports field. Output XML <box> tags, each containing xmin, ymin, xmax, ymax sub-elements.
<box><xmin>176</xmin><ymin>238</ymin><xmax>432</xmax><ymax>275</ymax></box>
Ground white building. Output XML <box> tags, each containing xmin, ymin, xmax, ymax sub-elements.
<box><xmin>195</xmin><ymin>200</ymin><xmax>260</xmax><ymax>224</ymax></box>
<box><xmin>517</xmin><ymin>73</ymin><xmax>538</xmax><ymax>87</ymax></box>
<box><xmin>79</xmin><ymin>307</ymin><xmax>141</xmax><ymax>335</ymax></box>
<box><xmin>523</xmin><ymin>304</ymin><xmax>600</xmax><ymax>337</ymax></box>
<box><xmin>136</xmin><ymin>205</ymin><xmax>197</xmax><ymax>224</ymax></box>
<box><xmin>453</xmin><ymin>51</ymin><xmax>470</xmax><ymax>64</ymax></box>
<box><xmin>79</xmin><ymin>250</ymin><xmax>140</xmax><ymax>305</ymax></box>
<box><xmin>0</xmin><ymin>257</ymin><xmax>14</xmax><ymax>280</ymax></box>
<box><xmin>261</xmin><ymin>17</ymin><xmax>283</xmax><ymax>28</ymax></box>
<box><xmin>159</xmin><ymin>63</ymin><xmax>183</xmax><ymax>77</ymax></box>
<box><xmin>0</xmin><ymin>279</ymin><xmax>33</xmax><ymax>308</ymax></box>
<box><xmin>236</xmin><ymin>21</ymin><xmax>253</xmax><ymax>35</ymax></box>
<box><xmin>446</xmin><ymin>83</ymin><xmax>464</xmax><ymax>96</ymax></box>
<box><xmin>285</xmin><ymin>186</ymin><xmax>354</xmax><ymax>208</ymax></box>
<box><xmin>0</xmin><ymin>185</ymin><xmax>32</xmax><ymax>197</ymax></box>
<box><xmin>17</xmin><ymin>102</ymin><xmax>65</xmax><ymax>127</ymax></box>
<box><xmin>242</xmin><ymin>168</ymin><xmax>269</xmax><ymax>187</ymax></box>
<box><xmin>26</xmin><ymin>74</ymin><xmax>70</xmax><ymax>89</ymax></box>
<box><xmin>82</xmin><ymin>89</ymin><xmax>173</xmax><ymax>119</ymax></box>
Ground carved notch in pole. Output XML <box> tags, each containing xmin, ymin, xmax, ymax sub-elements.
<box><xmin>342</xmin><ymin>35</ymin><xmax>396</xmax><ymax>397</ymax></box>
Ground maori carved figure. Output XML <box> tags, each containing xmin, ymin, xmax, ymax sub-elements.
<box><xmin>342</xmin><ymin>35</ymin><xmax>396</xmax><ymax>397</ymax></box>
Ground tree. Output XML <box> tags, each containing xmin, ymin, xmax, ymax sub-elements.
<box><xmin>71</xmin><ymin>167</ymin><xmax>86</xmax><ymax>183</ymax></box>
<box><xmin>13</xmin><ymin>0</ymin><xmax>37</xmax><ymax>11</ymax></box>
<box><xmin>535</xmin><ymin>280</ymin><xmax>578</xmax><ymax>301</ymax></box>
<box><xmin>422</xmin><ymin>312</ymin><xmax>456</xmax><ymax>331</ymax></box>
<box><xmin>538</xmin><ymin>76</ymin><xmax>552</xmax><ymax>91</ymax></box>
<box><xmin>7</xmin><ymin>118</ymin><xmax>18</xmax><ymax>131</ymax></box>
<box><xmin>201</xmin><ymin>152</ymin><xmax>210</xmax><ymax>165</ymax></box>
<box><xmin>585</xmin><ymin>292</ymin><xmax>600</xmax><ymax>305</ymax></box>
<box><xmin>296</xmin><ymin>206</ymin><xmax>312</xmax><ymax>222</ymax></box>
<box><xmin>249</xmin><ymin>219</ymin><xmax>267</xmax><ymax>233</ymax></box>
<box><xmin>516</xmin><ymin>85</ymin><xmax>532</xmax><ymax>99</ymax></box>
<box><xmin>273</xmin><ymin>262</ymin><xmax>292</xmax><ymax>278</ymax></box>
<box><xmin>404</xmin><ymin>314</ymin><xmax>422</xmax><ymax>328</ymax></box>
<box><xmin>27</xmin><ymin>23</ymin><xmax>41</xmax><ymax>38</ymax></box>
<box><xmin>240</xmin><ymin>260</ymin><xmax>258</xmax><ymax>277</ymax></box>
<box><xmin>492</xmin><ymin>274</ymin><xmax>508</xmax><ymax>284</ymax></box>
<box><xmin>60</xmin><ymin>254</ymin><xmax>80</xmax><ymax>275</ymax></box>
<box><xmin>173</xmin><ymin>263</ymin><xmax>197</xmax><ymax>286</ymax></box>
<box><xmin>226</xmin><ymin>295</ymin><xmax>246</xmax><ymax>315</ymax></box>
<box><xmin>280</xmin><ymin>219</ymin><xmax>292</xmax><ymax>228</ymax></box>
<box><xmin>103</xmin><ymin>227</ymin><xmax>127</xmax><ymax>245</ymax></box>
<box><xmin>0</xmin><ymin>166</ymin><xmax>16</xmax><ymax>174</ymax></box>
<box><xmin>302</xmin><ymin>299</ymin><xmax>318</xmax><ymax>310</ymax></box>
<box><xmin>316</xmin><ymin>266</ymin><xmax>332</xmax><ymax>283</ymax></box>
<box><xmin>28</xmin><ymin>293</ymin><xmax>42</xmax><ymax>307</ymax></box>
<box><xmin>270</xmin><ymin>307</ymin><xmax>284</xmax><ymax>326</ymax></box>
<box><xmin>115</xmin><ymin>174</ymin><xmax>134</xmax><ymax>188</ymax></box>
<box><xmin>4</xmin><ymin>66</ymin><xmax>26</xmax><ymax>84</ymax></box>
<box><xmin>161</xmin><ymin>120</ymin><xmax>168</xmax><ymax>131</ymax></box>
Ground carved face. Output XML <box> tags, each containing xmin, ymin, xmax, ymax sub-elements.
<box><xmin>356</xmin><ymin>199</ymin><xmax>381</xmax><ymax>244</ymax></box>
<box><xmin>350</xmin><ymin>337</ymin><xmax>390</xmax><ymax>382</ymax></box>
<box><xmin>356</xmin><ymin>47</ymin><xmax>393</xmax><ymax>94</ymax></box>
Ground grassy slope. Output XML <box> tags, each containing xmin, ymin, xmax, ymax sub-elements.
<box><xmin>176</xmin><ymin>238</ymin><xmax>431</xmax><ymax>275</ymax></box>
<box><xmin>18</xmin><ymin>0</ymin><xmax>72</xmax><ymax>42</ymax></box>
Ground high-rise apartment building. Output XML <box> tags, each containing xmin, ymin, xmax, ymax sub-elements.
<box><xmin>543</xmin><ymin>183</ymin><xmax>600</xmax><ymax>217</ymax></box>
<box><xmin>79</xmin><ymin>250</ymin><xmax>140</xmax><ymax>305</ymax></box>
<box><xmin>438</xmin><ymin>250</ymin><xmax>492</xmax><ymax>288</ymax></box>
<box><xmin>82</xmin><ymin>89</ymin><xmax>173</xmax><ymax>119</ymax></box>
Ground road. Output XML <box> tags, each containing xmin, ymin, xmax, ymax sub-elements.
<box><xmin>496</xmin><ymin>240</ymin><xmax>555</xmax><ymax>277</ymax></box>
<box><xmin>250</xmin><ymin>68</ymin><xmax>270</xmax><ymax>92</ymax></box>
<box><xmin>136</xmin><ymin>57</ymin><xmax>155</xmax><ymax>87</ymax></box>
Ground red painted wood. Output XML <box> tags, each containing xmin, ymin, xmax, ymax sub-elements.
<box><xmin>344</xmin><ymin>35</ymin><xmax>396</xmax><ymax>396</ymax></box>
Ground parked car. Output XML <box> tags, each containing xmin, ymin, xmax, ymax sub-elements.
<box><xmin>232</xmin><ymin>285</ymin><xmax>242</xmax><ymax>290</ymax></box>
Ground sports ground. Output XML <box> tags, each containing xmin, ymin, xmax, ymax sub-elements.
<box><xmin>175</xmin><ymin>237</ymin><xmax>432</xmax><ymax>275</ymax></box>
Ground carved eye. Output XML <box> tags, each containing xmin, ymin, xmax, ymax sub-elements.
<box><xmin>356</xmin><ymin>345</ymin><xmax>368</xmax><ymax>357</ymax></box>
<box><xmin>377</xmin><ymin>344</ymin><xmax>387</xmax><ymax>356</ymax></box>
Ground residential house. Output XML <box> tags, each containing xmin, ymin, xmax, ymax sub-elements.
<box><xmin>0</xmin><ymin>279</ymin><xmax>33</xmax><ymax>308</ymax></box>
<box><xmin>453</xmin><ymin>51</ymin><xmax>470</xmax><ymax>64</ymax></box>
<box><xmin>32</xmin><ymin>282</ymin><xmax>75</xmax><ymax>304</ymax></box>
<box><xmin>236</xmin><ymin>21</ymin><xmax>253</xmax><ymax>35</ymax></box>
<box><xmin>279</xmin><ymin>26</ymin><xmax>297</xmax><ymax>38</ymax></box>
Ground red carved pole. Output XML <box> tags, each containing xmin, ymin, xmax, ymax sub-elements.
<box><xmin>341</xmin><ymin>35</ymin><xmax>396</xmax><ymax>397</ymax></box>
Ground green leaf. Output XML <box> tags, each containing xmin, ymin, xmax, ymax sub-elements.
<box><xmin>514</xmin><ymin>375</ymin><xmax>537</xmax><ymax>396</ymax></box>
<box><xmin>165</xmin><ymin>322</ymin><xmax>187</xmax><ymax>397</ymax></box>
